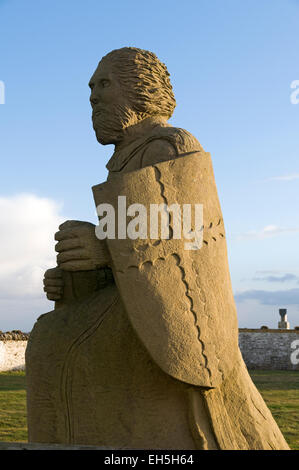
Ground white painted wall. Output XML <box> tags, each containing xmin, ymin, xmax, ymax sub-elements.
<box><xmin>0</xmin><ymin>341</ymin><xmax>27</xmax><ymax>371</ymax></box>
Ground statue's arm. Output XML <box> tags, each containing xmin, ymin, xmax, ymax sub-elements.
<box><xmin>43</xmin><ymin>220</ymin><xmax>111</xmax><ymax>306</ymax></box>
<box><xmin>54</xmin><ymin>220</ymin><xmax>110</xmax><ymax>272</ymax></box>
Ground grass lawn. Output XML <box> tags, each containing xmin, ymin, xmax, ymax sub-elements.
<box><xmin>0</xmin><ymin>369</ymin><xmax>298</xmax><ymax>449</ymax></box>
<box><xmin>249</xmin><ymin>370</ymin><xmax>299</xmax><ymax>450</ymax></box>
<box><xmin>0</xmin><ymin>371</ymin><xmax>27</xmax><ymax>442</ymax></box>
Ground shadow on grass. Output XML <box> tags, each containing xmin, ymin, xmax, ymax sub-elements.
<box><xmin>0</xmin><ymin>371</ymin><xmax>26</xmax><ymax>392</ymax></box>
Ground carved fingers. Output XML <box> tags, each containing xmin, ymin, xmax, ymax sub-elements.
<box><xmin>55</xmin><ymin>239</ymin><xmax>82</xmax><ymax>252</ymax></box>
<box><xmin>43</xmin><ymin>267</ymin><xmax>64</xmax><ymax>301</ymax></box>
<box><xmin>55</xmin><ymin>220</ymin><xmax>110</xmax><ymax>272</ymax></box>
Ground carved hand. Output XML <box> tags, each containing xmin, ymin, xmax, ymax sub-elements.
<box><xmin>55</xmin><ymin>220</ymin><xmax>111</xmax><ymax>272</ymax></box>
<box><xmin>43</xmin><ymin>267</ymin><xmax>64</xmax><ymax>301</ymax></box>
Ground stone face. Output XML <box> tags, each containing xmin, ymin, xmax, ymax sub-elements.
<box><xmin>26</xmin><ymin>47</ymin><xmax>290</xmax><ymax>450</ymax></box>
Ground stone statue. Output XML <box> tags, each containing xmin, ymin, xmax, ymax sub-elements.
<box><xmin>26</xmin><ymin>47</ymin><xmax>289</xmax><ymax>450</ymax></box>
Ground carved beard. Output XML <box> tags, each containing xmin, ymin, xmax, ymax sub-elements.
<box><xmin>92</xmin><ymin>103</ymin><xmax>142</xmax><ymax>145</ymax></box>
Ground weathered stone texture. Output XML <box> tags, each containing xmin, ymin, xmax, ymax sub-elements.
<box><xmin>25</xmin><ymin>47</ymin><xmax>290</xmax><ymax>450</ymax></box>
<box><xmin>239</xmin><ymin>329</ymin><xmax>299</xmax><ymax>370</ymax></box>
<box><xmin>0</xmin><ymin>331</ymin><xmax>30</xmax><ymax>341</ymax></box>
<box><xmin>2</xmin><ymin>330</ymin><xmax>298</xmax><ymax>373</ymax></box>
<box><xmin>0</xmin><ymin>340</ymin><xmax>27</xmax><ymax>371</ymax></box>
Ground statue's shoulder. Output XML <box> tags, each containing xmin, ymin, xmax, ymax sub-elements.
<box><xmin>149</xmin><ymin>125</ymin><xmax>203</xmax><ymax>155</ymax></box>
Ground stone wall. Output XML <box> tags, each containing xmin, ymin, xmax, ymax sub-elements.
<box><xmin>0</xmin><ymin>331</ymin><xmax>30</xmax><ymax>372</ymax></box>
<box><xmin>239</xmin><ymin>329</ymin><xmax>299</xmax><ymax>370</ymax></box>
<box><xmin>1</xmin><ymin>329</ymin><xmax>299</xmax><ymax>372</ymax></box>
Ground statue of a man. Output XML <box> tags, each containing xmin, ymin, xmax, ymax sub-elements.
<box><xmin>26</xmin><ymin>47</ymin><xmax>289</xmax><ymax>450</ymax></box>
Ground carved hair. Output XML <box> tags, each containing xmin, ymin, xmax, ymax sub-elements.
<box><xmin>101</xmin><ymin>47</ymin><xmax>176</xmax><ymax>119</ymax></box>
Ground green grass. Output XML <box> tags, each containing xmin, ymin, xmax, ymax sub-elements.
<box><xmin>0</xmin><ymin>371</ymin><xmax>27</xmax><ymax>442</ymax></box>
<box><xmin>249</xmin><ymin>370</ymin><xmax>299</xmax><ymax>450</ymax></box>
<box><xmin>0</xmin><ymin>370</ymin><xmax>298</xmax><ymax>448</ymax></box>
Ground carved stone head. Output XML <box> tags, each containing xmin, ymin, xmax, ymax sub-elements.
<box><xmin>89</xmin><ymin>47</ymin><xmax>176</xmax><ymax>145</ymax></box>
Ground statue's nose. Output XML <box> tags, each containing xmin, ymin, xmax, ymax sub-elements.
<box><xmin>90</xmin><ymin>94</ymin><xmax>98</xmax><ymax>106</ymax></box>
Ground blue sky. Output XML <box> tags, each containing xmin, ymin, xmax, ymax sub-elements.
<box><xmin>0</xmin><ymin>0</ymin><xmax>298</xmax><ymax>331</ymax></box>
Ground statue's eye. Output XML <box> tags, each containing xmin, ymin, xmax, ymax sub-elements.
<box><xmin>101</xmin><ymin>79</ymin><xmax>110</xmax><ymax>88</ymax></box>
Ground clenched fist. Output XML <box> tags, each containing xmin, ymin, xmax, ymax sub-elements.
<box><xmin>55</xmin><ymin>220</ymin><xmax>110</xmax><ymax>272</ymax></box>
<box><xmin>43</xmin><ymin>267</ymin><xmax>64</xmax><ymax>301</ymax></box>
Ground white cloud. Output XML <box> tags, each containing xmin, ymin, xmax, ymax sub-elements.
<box><xmin>235</xmin><ymin>288</ymin><xmax>299</xmax><ymax>306</ymax></box>
<box><xmin>237</xmin><ymin>224</ymin><xmax>299</xmax><ymax>240</ymax></box>
<box><xmin>252</xmin><ymin>273</ymin><xmax>299</xmax><ymax>284</ymax></box>
<box><xmin>0</xmin><ymin>194</ymin><xmax>65</xmax><ymax>329</ymax></box>
<box><xmin>267</xmin><ymin>173</ymin><xmax>299</xmax><ymax>182</ymax></box>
